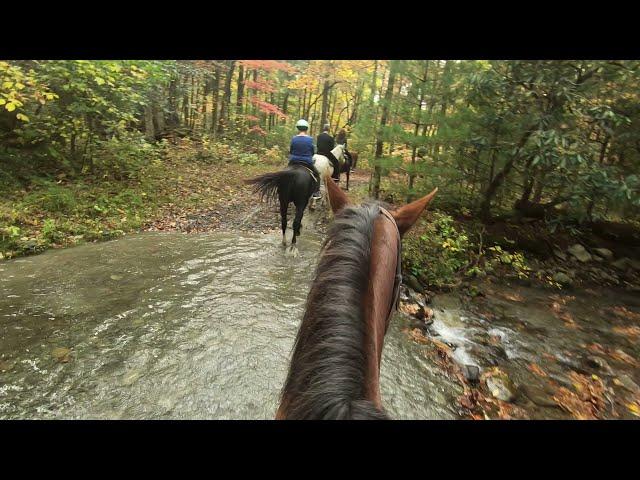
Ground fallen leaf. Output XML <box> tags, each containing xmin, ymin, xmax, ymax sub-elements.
<box><xmin>528</xmin><ymin>363</ymin><xmax>548</xmax><ymax>377</ymax></box>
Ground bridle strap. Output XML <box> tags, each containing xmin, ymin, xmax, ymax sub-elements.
<box><xmin>378</xmin><ymin>206</ymin><xmax>402</xmax><ymax>327</ymax></box>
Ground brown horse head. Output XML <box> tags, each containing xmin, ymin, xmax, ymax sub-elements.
<box><xmin>276</xmin><ymin>178</ymin><xmax>437</xmax><ymax>419</ymax></box>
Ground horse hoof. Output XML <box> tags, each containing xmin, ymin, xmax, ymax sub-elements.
<box><xmin>288</xmin><ymin>245</ymin><xmax>300</xmax><ymax>257</ymax></box>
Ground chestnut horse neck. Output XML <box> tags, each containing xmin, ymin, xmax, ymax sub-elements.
<box><xmin>361</xmin><ymin>206</ymin><xmax>402</xmax><ymax>408</ymax></box>
<box><xmin>276</xmin><ymin>202</ymin><xmax>401</xmax><ymax>419</ymax></box>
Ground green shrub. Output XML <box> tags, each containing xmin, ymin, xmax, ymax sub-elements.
<box><xmin>22</xmin><ymin>181</ymin><xmax>77</xmax><ymax>214</ymax></box>
<box><xmin>403</xmin><ymin>212</ymin><xmax>471</xmax><ymax>288</ymax></box>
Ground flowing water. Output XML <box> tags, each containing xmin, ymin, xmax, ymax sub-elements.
<box><xmin>2</xmin><ymin>224</ymin><xmax>639</xmax><ymax>419</ymax></box>
<box><xmin>0</xmin><ymin>229</ymin><xmax>463</xmax><ymax>419</ymax></box>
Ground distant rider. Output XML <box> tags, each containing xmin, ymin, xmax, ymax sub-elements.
<box><xmin>335</xmin><ymin>127</ymin><xmax>353</xmax><ymax>171</ymax></box>
<box><xmin>289</xmin><ymin>119</ymin><xmax>322</xmax><ymax>199</ymax></box>
<box><xmin>317</xmin><ymin>124</ymin><xmax>340</xmax><ymax>183</ymax></box>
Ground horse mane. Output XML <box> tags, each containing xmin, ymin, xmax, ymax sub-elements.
<box><xmin>279</xmin><ymin>202</ymin><xmax>390</xmax><ymax>420</ymax></box>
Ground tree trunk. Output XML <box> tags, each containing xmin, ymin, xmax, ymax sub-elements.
<box><xmin>217</xmin><ymin>60</ymin><xmax>235</xmax><ymax>135</ymax></box>
<box><xmin>210</xmin><ymin>65</ymin><xmax>220</xmax><ymax>135</ymax></box>
<box><xmin>480</xmin><ymin>125</ymin><xmax>537</xmax><ymax>221</ymax></box>
<box><xmin>236</xmin><ymin>63</ymin><xmax>245</xmax><ymax>118</ymax></box>
<box><xmin>408</xmin><ymin>61</ymin><xmax>429</xmax><ymax>201</ymax></box>
<box><xmin>144</xmin><ymin>103</ymin><xmax>155</xmax><ymax>141</ymax></box>
<box><xmin>320</xmin><ymin>80</ymin><xmax>330</xmax><ymax>128</ymax></box>
<box><xmin>372</xmin><ymin>60</ymin><xmax>398</xmax><ymax>199</ymax></box>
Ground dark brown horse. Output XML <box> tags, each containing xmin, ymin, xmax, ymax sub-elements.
<box><xmin>276</xmin><ymin>178</ymin><xmax>438</xmax><ymax>419</ymax></box>
<box><xmin>337</xmin><ymin>150</ymin><xmax>358</xmax><ymax>190</ymax></box>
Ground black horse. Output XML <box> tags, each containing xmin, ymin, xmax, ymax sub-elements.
<box><xmin>337</xmin><ymin>149</ymin><xmax>358</xmax><ymax>190</ymax></box>
<box><xmin>246</xmin><ymin>165</ymin><xmax>318</xmax><ymax>251</ymax></box>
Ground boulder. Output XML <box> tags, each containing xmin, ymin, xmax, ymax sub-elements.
<box><xmin>593</xmin><ymin>248</ymin><xmax>614</xmax><ymax>260</ymax></box>
<box><xmin>613</xmin><ymin>374</ymin><xmax>640</xmax><ymax>394</ymax></box>
<box><xmin>462</xmin><ymin>364</ymin><xmax>480</xmax><ymax>383</ymax></box>
<box><xmin>485</xmin><ymin>374</ymin><xmax>518</xmax><ymax>402</ymax></box>
<box><xmin>612</xmin><ymin>258</ymin><xmax>631</xmax><ymax>270</ymax></box>
<box><xmin>405</xmin><ymin>274</ymin><xmax>424</xmax><ymax>293</ymax></box>
<box><xmin>553</xmin><ymin>272</ymin><xmax>573</xmax><ymax>287</ymax></box>
<box><xmin>521</xmin><ymin>384</ymin><xmax>559</xmax><ymax>408</ymax></box>
<box><xmin>567</xmin><ymin>244</ymin><xmax>592</xmax><ymax>263</ymax></box>
<box><xmin>553</xmin><ymin>249</ymin><xmax>568</xmax><ymax>262</ymax></box>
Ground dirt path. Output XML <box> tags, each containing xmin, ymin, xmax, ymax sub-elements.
<box><xmin>144</xmin><ymin>165</ymin><xmax>372</xmax><ymax>236</ymax></box>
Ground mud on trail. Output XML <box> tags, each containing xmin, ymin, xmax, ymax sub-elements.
<box><xmin>143</xmin><ymin>165</ymin><xmax>371</xmax><ymax>237</ymax></box>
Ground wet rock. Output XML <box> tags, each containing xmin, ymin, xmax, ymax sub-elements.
<box><xmin>593</xmin><ymin>248</ymin><xmax>614</xmax><ymax>260</ymax></box>
<box><xmin>405</xmin><ymin>274</ymin><xmax>424</xmax><ymax>294</ymax></box>
<box><xmin>567</xmin><ymin>244</ymin><xmax>592</xmax><ymax>263</ymax></box>
<box><xmin>556</xmin><ymin>356</ymin><xmax>590</xmax><ymax>375</ymax></box>
<box><xmin>625</xmin><ymin>284</ymin><xmax>640</xmax><ymax>293</ymax></box>
<box><xmin>485</xmin><ymin>374</ymin><xmax>517</xmax><ymax>402</ymax></box>
<box><xmin>407</xmin><ymin>289</ymin><xmax>426</xmax><ymax>307</ymax></box>
<box><xmin>585</xmin><ymin>355</ymin><xmax>612</xmax><ymax>373</ymax></box>
<box><xmin>521</xmin><ymin>384</ymin><xmax>559</xmax><ymax>408</ymax></box>
<box><xmin>553</xmin><ymin>272</ymin><xmax>573</xmax><ymax>287</ymax></box>
<box><xmin>488</xmin><ymin>344</ymin><xmax>508</xmax><ymax>360</ymax></box>
<box><xmin>418</xmin><ymin>273</ymin><xmax>432</xmax><ymax>289</ymax></box>
<box><xmin>612</xmin><ymin>258</ymin><xmax>631</xmax><ymax>270</ymax></box>
<box><xmin>462</xmin><ymin>364</ymin><xmax>480</xmax><ymax>383</ymax></box>
<box><xmin>630</xmin><ymin>259</ymin><xmax>640</xmax><ymax>271</ymax></box>
<box><xmin>553</xmin><ymin>249</ymin><xmax>568</xmax><ymax>262</ymax></box>
<box><xmin>613</xmin><ymin>374</ymin><xmax>640</xmax><ymax>394</ymax></box>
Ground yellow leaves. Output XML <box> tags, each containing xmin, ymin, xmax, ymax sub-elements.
<box><xmin>16</xmin><ymin>113</ymin><xmax>29</xmax><ymax>122</ymax></box>
<box><xmin>2</xmin><ymin>81</ymin><xmax>13</xmax><ymax>89</ymax></box>
<box><xmin>627</xmin><ymin>402</ymin><xmax>640</xmax><ymax>417</ymax></box>
<box><xmin>6</xmin><ymin>102</ymin><xmax>16</xmax><ymax>112</ymax></box>
<box><xmin>95</xmin><ymin>77</ymin><xmax>106</xmax><ymax>86</ymax></box>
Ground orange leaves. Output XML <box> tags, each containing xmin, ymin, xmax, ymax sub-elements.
<box><xmin>608</xmin><ymin>349</ymin><xmax>639</xmax><ymax>367</ymax></box>
<box><xmin>248</xmin><ymin>98</ymin><xmax>287</xmax><ymax>119</ymax></box>
<box><xmin>405</xmin><ymin>327</ymin><xmax>430</xmax><ymax>345</ymax></box>
<box><xmin>612</xmin><ymin>325</ymin><xmax>640</xmax><ymax>338</ymax></box>
<box><xmin>238</xmin><ymin>60</ymin><xmax>297</xmax><ymax>74</ymax></box>
<box><xmin>586</xmin><ymin>342</ymin><xmax>607</xmax><ymax>355</ymax></box>
<box><xmin>609</xmin><ymin>306</ymin><xmax>640</xmax><ymax>322</ymax></box>
<box><xmin>243</xmin><ymin>79</ymin><xmax>276</xmax><ymax>93</ymax></box>
<box><xmin>399</xmin><ymin>302</ymin><xmax>421</xmax><ymax>316</ymax></box>
<box><xmin>550</xmin><ymin>300</ymin><xmax>578</xmax><ymax>328</ymax></box>
<box><xmin>552</xmin><ymin>372</ymin><xmax>607</xmax><ymax>420</ymax></box>
<box><xmin>528</xmin><ymin>363</ymin><xmax>548</xmax><ymax>377</ymax></box>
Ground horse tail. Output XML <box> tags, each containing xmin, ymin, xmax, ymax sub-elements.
<box><xmin>245</xmin><ymin>170</ymin><xmax>296</xmax><ymax>203</ymax></box>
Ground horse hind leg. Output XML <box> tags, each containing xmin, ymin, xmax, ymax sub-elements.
<box><xmin>280</xmin><ymin>197</ymin><xmax>288</xmax><ymax>246</ymax></box>
<box><xmin>290</xmin><ymin>200</ymin><xmax>307</xmax><ymax>256</ymax></box>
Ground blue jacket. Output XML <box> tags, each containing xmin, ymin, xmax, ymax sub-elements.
<box><xmin>289</xmin><ymin>135</ymin><xmax>315</xmax><ymax>164</ymax></box>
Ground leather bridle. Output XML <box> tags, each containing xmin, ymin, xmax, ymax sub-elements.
<box><xmin>378</xmin><ymin>206</ymin><xmax>402</xmax><ymax>329</ymax></box>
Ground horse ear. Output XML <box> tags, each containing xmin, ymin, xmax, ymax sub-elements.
<box><xmin>325</xmin><ymin>177</ymin><xmax>350</xmax><ymax>214</ymax></box>
<box><xmin>391</xmin><ymin>188</ymin><xmax>438</xmax><ymax>236</ymax></box>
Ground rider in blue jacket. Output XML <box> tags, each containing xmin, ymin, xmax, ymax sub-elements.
<box><xmin>289</xmin><ymin>119</ymin><xmax>321</xmax><ymax>199</ymax></box>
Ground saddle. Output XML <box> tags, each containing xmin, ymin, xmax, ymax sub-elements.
<box><xmin>289</xmin><ymin>163</ymin><xmax>318</xmax><ymax>184</ymax></box>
